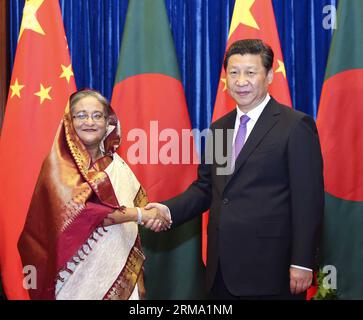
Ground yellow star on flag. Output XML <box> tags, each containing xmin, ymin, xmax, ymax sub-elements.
<box><xmin>34</xmin><ymin>84</ymin><xmax>52</xmax><ymax>104</ymax></box>
<box><xmin>18</xmin><ymin>0</ymin><xmax>45</xmax><ymax>41</ymax></box>
<box><xmin>275</xmin><ymin>59</ymin><xmax>287</xmax><ymax>78</ymax></box>
<box><xmin>220</xmin><ymin>78</ymin><xmax>228</xmax><ymax>91</ymax></box>
<box><xmin>10</xmin><ymin>78</ymin><xmax>25</xmax><ymax>99</ymax></box>
<box><xmin>228</xmin><ymin>0</ymin><xmax>259</xmax><ymax>38</ymax></box>
<box><xmin>60</xmin><ymin>64</ymin><xmax>74</xmax><ymax>83</ymax></box>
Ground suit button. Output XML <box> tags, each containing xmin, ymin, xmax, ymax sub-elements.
<box><xmin>222</xmin><ymin>198</ymin><xmax>229</xmax><ymax>205</ymax></box>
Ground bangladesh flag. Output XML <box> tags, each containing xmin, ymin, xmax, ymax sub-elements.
<box><xmin>111</xmin><ymin>0</ymin><xmax>205</xmax><ymax>299</ymax></box>
<box><xmin>317</xmin><ymin>0</ymin><xmax>363</xmax><ymax>299</ymax></box>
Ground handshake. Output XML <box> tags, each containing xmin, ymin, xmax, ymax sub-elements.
<box><xmin>103</xmin><ymin>203</ymin><xmax>172</xmax><ymax>232</ymax></box>
<box><xmin>140</xmin><ymin>203</ymin><xmax>172</xmax><ymax>232</ymax></box>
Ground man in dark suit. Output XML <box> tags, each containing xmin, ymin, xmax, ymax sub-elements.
<box><xmin>145</xmin><ymin>39</ymin><xmax>324</xmax><ymax>299</ymax></box>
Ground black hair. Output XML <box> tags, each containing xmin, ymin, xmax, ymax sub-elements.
<box><xmin>223</xmin><ymin>39</ymin><xmax>274</xmax><ymax>73</ymax></box>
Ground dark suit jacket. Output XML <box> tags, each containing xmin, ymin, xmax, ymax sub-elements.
<box><xmin>163</xmin><ymin>97</ymin><xmax>324</xmax><ymax>296</ymax></box>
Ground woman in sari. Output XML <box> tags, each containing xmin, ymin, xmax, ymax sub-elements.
<box><xmin>18</xmin><ymin>89</ymin><xmax>170</xmax><ymax>300</ymax></box>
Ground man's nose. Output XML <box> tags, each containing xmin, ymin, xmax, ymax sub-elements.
<box><xmin>235</xmin><ymin>75</ymin><xmax>247</xmax><ymax>86</ymax></box>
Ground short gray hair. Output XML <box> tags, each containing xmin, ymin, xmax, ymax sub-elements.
<box><xmin>70</xmin><ymin>89</ymin><xmax>110</xmax><ymax>117</ymax></box>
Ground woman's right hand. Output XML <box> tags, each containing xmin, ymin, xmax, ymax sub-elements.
<box><xmin>141</xmin><ymin>207</ymin><xmax>171</xmax><ymax>231</ymax></box>
<box><xmin>102</xmin><ymin>209</ymin><xmax>120</xmax><ymax>227</ymax></box>
<box><xmin>102</xmin><ymin>206</ymin><xmax>172</xmax><ymax>230</ymax></box>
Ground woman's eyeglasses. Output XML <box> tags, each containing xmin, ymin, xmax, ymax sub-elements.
<box><xmin>72</xmin><ymin>112</ymin><xmax>106</xmax><ymax>122</ymax></box>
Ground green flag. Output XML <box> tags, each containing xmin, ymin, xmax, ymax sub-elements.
<box><xmin>111</xmin><ymin>0</ymin><xmax>205</xmax><ymax>299</ymax></box>
<box><xmin>317</xmin><ymin>0</ymin><xmax>363</xmax><ymax>299</ymax></box>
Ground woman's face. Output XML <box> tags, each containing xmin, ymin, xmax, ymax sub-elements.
<box><xmin>71</xmin><ymin>96</ymin><xmax>108</xmax><ymax>149</ymax></box>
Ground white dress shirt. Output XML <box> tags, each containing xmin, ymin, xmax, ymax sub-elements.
<box><xmin>232</xmin><ymin>93</ymin><xmax>271</xmax><ymax>147</ymax></box>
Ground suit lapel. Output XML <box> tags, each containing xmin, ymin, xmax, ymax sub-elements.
<box><xmin>213</xmin><ymin>110</ymin><xmax>236</xmax><ymax>190</ymax></box>
<box><xmin>223</xmin><ymin>111</ymin><xmax>236</xmax><ymax>185</ymax></box>
<box><xmin>224</xmin><ymin>99</ymin><xmax>281</xmax><ymax>189</ymax></box>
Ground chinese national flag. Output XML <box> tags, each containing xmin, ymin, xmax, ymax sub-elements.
<box><xmin>203</xmin><ymin>0</ymin><xmax>292</xmax><ymax>285</ymax></box>
<box><xmin>211</xmin><ymin>0</ymin><xmax>291</xmax><ymax>122</ymax></box>
<box><xmin>0</xmin><ymin>0</ymin><xmax>76</xmax><ymax>299</ymax></box>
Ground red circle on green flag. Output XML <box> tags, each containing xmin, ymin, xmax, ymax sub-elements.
<box><xmin>317</xmin><ymin>70</ymin><xmax>363</xmax><ymax>201</ymax></box>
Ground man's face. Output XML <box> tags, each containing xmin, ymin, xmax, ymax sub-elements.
<box><xmin>226</xmin><ymin>53</ymin><xmax>273</xmax><ymax>113</ymax></box>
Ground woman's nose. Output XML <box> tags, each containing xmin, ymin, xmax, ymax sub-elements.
<box><xmin>84</xmin><ymin>117</ymin><xmax>96</xmax><ymax>125</ymax></box>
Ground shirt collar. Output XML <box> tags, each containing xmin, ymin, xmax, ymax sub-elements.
<box><xmin>235</xmin><ymin>94</ymin><xmax>271</xmax><ymax>123</ymax></box>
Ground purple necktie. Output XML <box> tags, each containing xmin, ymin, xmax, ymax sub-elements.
<box><xmin>233</xmin><ymin>115</ymin><xmax>250</xmax><ymax>165</ymax></box>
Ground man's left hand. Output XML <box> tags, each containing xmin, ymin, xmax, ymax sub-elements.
<box><xmin>289</xmin><ymin>267</ymin><xmax>313</xmax><ymax>294</ymax></box>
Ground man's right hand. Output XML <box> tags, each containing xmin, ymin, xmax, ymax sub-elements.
<box><xmin>142</xmin><ymin>203</ymin><xmax>172</xmax><ymax>232</ymax></box>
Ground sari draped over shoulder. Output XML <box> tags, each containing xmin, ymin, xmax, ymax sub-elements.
<box><xmin>18</xmin><ymin>101</ymin><xmax>147</xmax><ymax>300</ymax></box>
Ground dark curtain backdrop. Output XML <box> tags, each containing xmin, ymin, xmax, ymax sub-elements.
<box><xmin>9</xmin><ymin>0</ymin><xmax>336</xmax><ymax>131</ymax></box>
<box><xmin>0</xmin><ymin>0</ymin><xmax>9</xmax><ymax>132</ymax></box>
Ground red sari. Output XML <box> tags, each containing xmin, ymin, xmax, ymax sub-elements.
<box><xmin>18</xmin><ymin>101</ymin><xmax>146</xmax><ymax>300</ymax></box>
